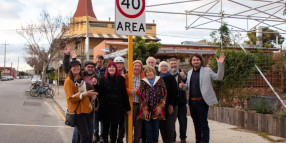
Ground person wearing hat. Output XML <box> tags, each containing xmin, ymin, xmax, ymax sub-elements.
<box><xmin>64</xmin><ymin>59</ymin><xmax>98</xmax><ymax>143</ymax></box>
<box><xmin>123</xmin><ymin>60</ymin><xmax>145</xmax><ymax>143</ymax></box>
<box><xmin>113</xmin><ymin>56</ymin><xmax>128</xmax><ymax>143</ymax></box>
<box><xmin>64</xmin><ymin>45</ymin><xmax>100</xmax><ymax>143</ymax></box>
<box><xmin>95</xmin><ymin>55</ymin><xmax>106</xmax><ymax>79</ymax></box>
<box><xmin>114</xmin><ymin>56</ymin><xmax>127</xmax><ymax>76</ymax></box>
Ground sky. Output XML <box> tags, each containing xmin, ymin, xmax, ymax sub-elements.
<box><xmin>0</xmin><ymin>0</ymin><xmax>285</xmax><ymax>71</ymax></box>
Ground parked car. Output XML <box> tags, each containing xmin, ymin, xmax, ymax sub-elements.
<box><xmin>1</xmin><ymin>76</ymin><xmax>8</xmax><ymax>81</ymax></box>
<box><xmin>8</xmin><ymin>76</ymin><xmax>14</xmax><ymax>80</ymax></box>
<box><xmin>31</xmin><ymin>75</ymin><xmax>42</xmax><ymax>84</ymax></box>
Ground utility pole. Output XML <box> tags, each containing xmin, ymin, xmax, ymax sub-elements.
<box><xmin>85</xmin><ymin>16</ymin><xmax>90</xmax><ymax>61</ymax></box>
<box><xmin>17</xmin><ymin>57</ymin><xmax>19</xmax><ymax>76</ymax></box>
<box><xmin>277</xmin><ymin>35</ymin><xmax>284</xmax><ymax>91</ymax></box>
<box><xmin>2</xmin><ymin>41</ymin><xmax>8</xmax><ymax>76</ymax></box>
<box><xmin>220</xmin><ymin>0</ymin><xmax>223</xmax><ymax>50</ymax></box>
<box><xmin>11</xmin><ymin>62</ymin><xmax>13</xmax><ymax>78</ymax></box>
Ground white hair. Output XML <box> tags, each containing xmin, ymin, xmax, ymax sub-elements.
<box><xmin>146</xmin><ymin>57</ymin><xmax>156</xmax><ymax>63</ymax></box>
<box><xmin>158</xmin><ymin>61</ymin><xmax>170</xmax><ymax>72</ymax></box>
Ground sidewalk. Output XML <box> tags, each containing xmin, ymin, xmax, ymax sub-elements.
<box><xmin>52</xmin><ymin>85</ymin><xmax>286</xmax><ymax>143</ymax></box>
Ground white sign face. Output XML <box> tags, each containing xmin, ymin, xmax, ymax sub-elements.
<box><xmin>115</xmin><ymin>0</ymin><xmax>146</xmax><ymax>36</ymax></box>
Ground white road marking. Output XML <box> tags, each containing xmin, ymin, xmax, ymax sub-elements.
<box><xmin>0</xmin><ymin>123</ymin><xmax>71</xmax><ymax>128</ymax></box>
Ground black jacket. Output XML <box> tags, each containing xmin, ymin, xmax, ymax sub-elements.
<box><xmin>175</xmin><ymin>72</ymin><xmax>187</xmax><ymax>105</ymax></box>
<box><xmin>94</xmin><ymin>65</ymin><xmax>106</xmax><ymax>79</ymax></box>
<box><xmin>162</xmin><ymin>74</ymin><xmax>179</xmax><ymax>107</ymax></box>
<box><xmin>96</xmin><ymin>75</ymin><xmax>131</xmax><ymax>123</ymax></box>
<box><xmin>63</xmin><ymin>54</ymin><xmax>71</xmax><ymax>74</ymax></box>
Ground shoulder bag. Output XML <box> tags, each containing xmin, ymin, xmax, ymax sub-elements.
<box><xmin>65</xmin><ymin>101</ymin><xmax>81</xmax><ymax>127</ymax></box>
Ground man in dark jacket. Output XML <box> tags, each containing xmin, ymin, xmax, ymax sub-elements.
<box><xmin>169</xmin><ymin>58</ymin><xmax>188</xmax><ymax>143</ymax></box>
<box><xmin>94</xmin><ymin>55</ymin><xmax>106</xmax><ymax>78</ymax></box>
<box><xmin>113</xmin><ymin>56</ymin><xmax>128</xmax><ymax>143</ymax></box>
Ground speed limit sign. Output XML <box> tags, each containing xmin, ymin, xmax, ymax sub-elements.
<box><xmin>115</xmin><ymin>0</ymin><xmax>146</xmax><ymax>36</ymax></box>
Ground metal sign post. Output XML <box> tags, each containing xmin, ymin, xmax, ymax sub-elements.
<box><xmin>115</xmin><ymin>0</ymin><xmax>146</xmax><ymax>142</ymax></box>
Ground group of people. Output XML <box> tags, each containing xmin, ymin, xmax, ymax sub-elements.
<box><xmin>63</xmin><ymin>45</ymin><xmax>225</xmax><ymax>143</ymax></box>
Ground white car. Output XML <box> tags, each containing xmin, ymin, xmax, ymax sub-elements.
<box><xmin>31</xmin><ymin>75</ymin><xmax>42</xmax><ymax>84</ymax></box>
<box><xmin>1</xmin><ymin>76</ymin><xmax>8</xmax><ymax>81</ymax></box>
<box><xmin>8</xmin><ymin>76</ymin><xmax>14</xmax><ymax>80</ymax></box>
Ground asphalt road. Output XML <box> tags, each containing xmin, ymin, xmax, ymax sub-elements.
<box><xmin>0</xmin><ymin>79</ymin><xmax>73</xmax><ymax>143</ymax></box>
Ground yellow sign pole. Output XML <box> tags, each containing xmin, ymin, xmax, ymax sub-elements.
<box><xmin>55</xmin><ymin>62</ymin><xmax>57</xmax><ymax>93</ymax></box>
<box><xmin>127</xmin><ymin>35</ymin><xmax>133</xmax><ymax>143</ymax></box>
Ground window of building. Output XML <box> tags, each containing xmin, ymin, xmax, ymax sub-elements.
<box><xmin>90</xmin><ymin>23</ymin><xmax>108</xmax><ymax>28</ymax></box>
<box><xmin>146</xmin><ymin>26</ymin><xmax>152</xmax><ymax>30</ymax></box>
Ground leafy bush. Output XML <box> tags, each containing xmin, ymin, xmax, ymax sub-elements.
<box><xmin>211</xmin><ymin>50</ymin><xmax>257</xmax><ymax>103</ymax></box>
<box><xmin>254</xmin><ymin>99</ymin><xmax>273</xmax><ymax>114</ymax></box>
<box><xmin>275</xmin><ymin>111</ymin><xmax>286</xmax><ymax>118</ymax></box>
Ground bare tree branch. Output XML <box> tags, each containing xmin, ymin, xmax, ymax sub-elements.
<box><xmin>17</xmin><ymin>9</ymin><xmax>71</xmax><ymax>84</ymax></box>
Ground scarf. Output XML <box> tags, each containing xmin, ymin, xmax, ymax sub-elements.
<box><xmin>147</xmin><ymin>77</ymin><xmax>156</xmax><ymax>87</ymax></box>
<box><xmin>160</xmin><ymin>72</ymin><xmax>171</xmax><ymax>79</ymax></box>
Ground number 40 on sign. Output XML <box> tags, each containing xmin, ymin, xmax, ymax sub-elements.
<box><xmin>115</xmin><ymin>0</ymin><xmax>146</xmax><ymax>36</ymax></box>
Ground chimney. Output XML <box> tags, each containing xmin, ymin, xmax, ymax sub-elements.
<box><xmin>73</xmin><ymin>0</ymin><xmax>96</xmax><ymax>19</ymax></box>
<box><xmin>256</xmin><ymin>26</ymin><xmax>263</xmax><ymax>47</ymax></box>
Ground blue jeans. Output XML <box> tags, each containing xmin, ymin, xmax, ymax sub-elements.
<box><xmin>144</xmin><ymin>119</ymin><xmax>160</xmax><ymax>143</ymax></box>
<box><xmin>177</xmin><ymin>104</ymin><xmax>188</xmax><ymax>140</ymax></box>
<box><xmin>189</xmin><ymin>100</ymin><xmax>210</xmax><ymax>143</ymax></box>
<box><xmin>72</xmin><ymin>127</ymin><xmax>78</xmax><ymax>143</ymax></box>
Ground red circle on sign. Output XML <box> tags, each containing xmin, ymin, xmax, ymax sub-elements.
<box><xmin>116</xmin><ymin>0</ymin><xmax>145</xmax><ymax>19</ymax></box>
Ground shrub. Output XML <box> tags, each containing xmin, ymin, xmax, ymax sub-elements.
<box><xmin>211</xmin><ymin>50</ymin><xmax>257</xmax><ymax>103</ymax></box>
<box><xmin>275</xmin><ymin>111</ymin><xmax>286</xmax><ymax>117</ymax></box>
<box><xmin>254</xmin><ymin>99</ymin><xmax>273</xmax><ymax>114</ymax></box>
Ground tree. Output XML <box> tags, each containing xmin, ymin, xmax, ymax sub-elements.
<box><xmin>17</xmin><ymin>10</ymin><xmax>69</xmax><ymax>84</ymax></box>
<box><xmin>25</xmin><ymin>56</ymin><xmax>44</xmax><ymax>75</ymax></box>
<box><xmin>128</xmin><ymin>36</ymin><xmax>161</xmax><ymax>64</ymax></box>
<box><xmin>245</xmin><ymin>27</ymin><xmax>285</xmax><ymax>48</ymax></box>
<box><xmin>209</xmin><ymin>23</ymin><xmax>232</xmax><ymax>47</ymax></box>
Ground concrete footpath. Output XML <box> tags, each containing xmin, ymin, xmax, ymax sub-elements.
<box><xmin>52</xmin><ymin>85</ymin><xmax>286</xmax><ymax>143</ymax></box>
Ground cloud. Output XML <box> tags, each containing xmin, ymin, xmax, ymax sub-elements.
<box><xmin>0</xmin><ymin>0</ymin><xmax>24</xmax><ymax>19</ymax></box>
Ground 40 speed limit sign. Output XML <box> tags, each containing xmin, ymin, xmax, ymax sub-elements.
<box><xmin>115</xmin><ymin>0</ymin><xmax>146</xmax><ymax>36</ymax></box>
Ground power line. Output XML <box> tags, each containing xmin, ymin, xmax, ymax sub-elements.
<box><xmin>146</xmin><ymin>0</ymin><xmax>202</xmax><ymax>8</ymax></box>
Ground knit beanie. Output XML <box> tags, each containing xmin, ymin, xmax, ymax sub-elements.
<box><xmin>69</xmin><ymin>59</ymin><xmax>81</xmax><ymax>69</ymax></box>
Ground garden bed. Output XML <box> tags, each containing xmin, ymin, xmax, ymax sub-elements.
<box><xmin>208</xmin><ymin>106</ymin><xmax>286</xmax><ymax>138</ymax></box>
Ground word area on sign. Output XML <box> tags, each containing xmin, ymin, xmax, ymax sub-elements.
<box><xmin>116</xmin><ymin>22</ymin><xmax>145</xmax><ymax>33</ymax></box>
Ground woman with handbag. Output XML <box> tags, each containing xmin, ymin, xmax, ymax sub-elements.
<box><xmin>96</xmin><ymin>61</ymin><xmax>131</xmax><ymax>143</ymax></box>
<box><xmin>64</xmin><ymin>59</ymin><xmax>98</xmax><ymax>143</ymax></box>
<box><xmin>138</xmin><ymin>65</ymin><xmax>167</xmax><ymax>143</ymax></box>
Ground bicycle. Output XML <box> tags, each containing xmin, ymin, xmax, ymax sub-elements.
<box><xmin>30</xmin><ymin>82</ymin><xmax>55</xmax><ymax>98</ymax></box>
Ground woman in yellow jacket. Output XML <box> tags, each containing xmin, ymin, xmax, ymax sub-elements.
<box><xmin>64</xmin><ymin>59</ymin><xmax>98</xmax><ymax>143</ymax></box>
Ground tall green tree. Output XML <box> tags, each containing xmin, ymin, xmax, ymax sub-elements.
<box><xmin>245</xmin><ymin>27</ymin><xmax>285</xmax><ymax>48</ymax></box>
<box><xmin>128</xmin><ymin>36</ymin><xmax>161</xmax><ymax>64</ymax></box>
<box><xmin>209</xmin><ymin>23</ymin><xmax>232</xmax><ymax>46</ymax></box>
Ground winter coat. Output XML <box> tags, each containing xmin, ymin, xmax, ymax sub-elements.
<box><xmin>137</xmin><ymin>76</ymin><xmax>167</xmax><ymax>120</ymax></box>
<box><xmin>161</xmin><ymin>74</ymin><xmax>179</xmax><ymax>107</ymax></box>
<box><xmin>97</xmin><ymin>75</ymin><xmax>131</xmax><ymax>123</ymax></box>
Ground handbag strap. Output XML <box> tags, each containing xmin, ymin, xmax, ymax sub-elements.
<box><xmin>74</xmin><ymin>101</ymin><xmax>81</xmax><ymax>115</ymax></box>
